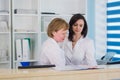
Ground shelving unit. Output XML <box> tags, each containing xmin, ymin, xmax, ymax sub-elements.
<box><xmin>0</xmin><ymin>0</ymin><xmax>11</xmax><ymax>68</ymax></box>
<box><xmin>0</xmin><ymin>0</ymin><xmax>87</xmax><ymax>69</ymax></box>
<box><xmin>12</xmin><ymin>0</ymin><xmax>40</xmax><ymax>68</ymax></box>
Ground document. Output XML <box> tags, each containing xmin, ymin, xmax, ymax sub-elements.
<box><xmin>53</xmin><ymin>65</ymin><xmax>88</xmax><ymax>71</ymax></box>
<box><xmin>53</xmin><ymin>65</ymin><xmax>104</xmax><ymax>71</ymax></box>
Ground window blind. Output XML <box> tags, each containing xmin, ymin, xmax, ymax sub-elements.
<box><xmin>107</xmin><ymin>0</ymin><xmax>120</xmax><ymax>54</ymax></box>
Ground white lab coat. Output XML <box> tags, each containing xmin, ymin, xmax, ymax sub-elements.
<box><xmin>40</xmin><ymin>38</ymin><xmax>66</xmax><ymax>67</ymax></box>
<box><xmin>62</xmin><ymin>36</ymin><xmax>97</xmax><ymax>66</ymax></box>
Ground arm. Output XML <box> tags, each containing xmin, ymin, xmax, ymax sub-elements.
<box><xmin>85</xmin><ymin>40</ymin><xmax>97</xmax><ymax>67</ymax></box>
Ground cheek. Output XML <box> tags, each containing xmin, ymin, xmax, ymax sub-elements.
<box><xmin>58</xmin><ymin>35</ymin><xmax>64</xmax><ymax>41</ymax></box>
<box><xmin>57</xmin><ymin>35</ymin><xmax>65</xmax><ymax>42</ymax></box>
<box><xmin>81</xmin><ymin>27</ymin><xmax>84</xmax><ymax>31</ymax></box>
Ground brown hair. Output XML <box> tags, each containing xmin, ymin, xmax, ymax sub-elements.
<box><xmin>47</xmin><ymin>18</ymin><xmax>69</xmax><ymax>38</ymax></box>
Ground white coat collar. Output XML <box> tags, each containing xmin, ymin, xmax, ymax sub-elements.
<box><xmin>48</xmin><ymin>37</ymin><xmax>59</xmax><ymax>46</ymax></box>
<box><xmin>67</xmin><ymin>36</ymin><xmax>84</xmax><ymax>50</ymax></box>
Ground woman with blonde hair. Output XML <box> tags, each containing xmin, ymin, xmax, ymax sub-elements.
<box><xmin>40</xmin><ymin>18</ymin><xmax>69</xmax><ymax>67</ymax></box>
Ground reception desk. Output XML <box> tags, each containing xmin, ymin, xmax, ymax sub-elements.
<box><xmin>0</xmin><ymin>65</ymin><xmax>120</xmax><ymax>80</ymax></box>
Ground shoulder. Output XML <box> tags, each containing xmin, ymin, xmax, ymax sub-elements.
<box><xmin>82</xmin><ymin>37</ymin><xmax>93</xmax><ymax>41</ymax></box>
<box><xmin>43</xmin><ymin>38</ymin><xmax>55</xmax><ymax>45</ymax></box>
<box><xmin>81</xmin><ymin>37</ymin><xmax>95</xmax><ymax>50</ymax></box>
<box><xmin>82</xmin><ymin>37</ymin><xmax>94</xmax><ymax>44</ymax></box>
<box><xmin>62</xmin><ymin>37</ymin><xmax>72</xmax><ymax>46</ymax></box>
<box><xmin>42</xmin><ymin>38</ymin><xmax>50</xmax><ymax>47</ymax></box>
<box><xmin>42</xmin><ymin>38</ymin><xmax>57</xmax><ymax>49</ymax></box>
<box><xmin>63</xmin><ymin>37</ymin><xmax>71</xmax><ymax>43</ymax></box>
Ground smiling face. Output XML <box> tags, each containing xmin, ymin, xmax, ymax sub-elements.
<box><xmin>52</xmin><ymin>29</ymin><xmax>67</xmax><ymax>42</ymax></box>
<box><xmin>72</xmin><ymin>19</ymin><xmax>84</xmax><ymax>35</ymax></box>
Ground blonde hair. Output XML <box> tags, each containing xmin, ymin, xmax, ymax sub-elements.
<box><xmin>47</xmin><ymin>18</ymin><xmax>69</xmax><ymax>38</ymax></box>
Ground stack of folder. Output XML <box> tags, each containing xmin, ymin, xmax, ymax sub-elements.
<box><xmin>15</xmin><ymin>38</ymin><xmax>31</xmax><ymax>61</ymax></box>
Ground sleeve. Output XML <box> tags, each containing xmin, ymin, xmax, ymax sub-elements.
<box><xmin>85</xmin><ymin>39</ymin><xmax>97</xmax><ymax>66</ymax></box>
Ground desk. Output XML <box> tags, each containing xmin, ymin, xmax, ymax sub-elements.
<box><xmin>0</xmin><ymin>65</ymin><xmax>120</xmax><ymax>80</ymax></box>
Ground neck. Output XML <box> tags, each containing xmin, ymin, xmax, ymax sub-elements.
<box><xmin>73</xmin><ymin>34</ymin><xmax>82</xmax><ymax>42</ymax></box>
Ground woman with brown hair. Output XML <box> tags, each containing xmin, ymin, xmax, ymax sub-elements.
<box><xmin>40</xmin><ymin>18</ymin><xmax>69</xmax><ymax>67</ymax></box>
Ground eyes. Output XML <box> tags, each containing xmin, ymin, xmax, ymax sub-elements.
<box><xmin>73</xmin><ymin>23</ymin><xmax>83</xmax><ymax>28</ymax></box>
<box><xmin>72</xmin><ymin>19</ymin><xmax>84</xmax><ymax>28</ymax></box>
<box><xmin>62</xmin><ymin>31</ymin><xmax>67</xmax><ymax>35</ymax></box>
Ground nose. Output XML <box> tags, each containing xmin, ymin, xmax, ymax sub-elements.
<box><xmin>76</xmin><ymin>26</ymin><xmax>79</xmax><ymax>29</ymax></box>
<box><xmin>64</xmin><ymin>34</ymin><xmax>66</xmax><ymax>37</ymax></box>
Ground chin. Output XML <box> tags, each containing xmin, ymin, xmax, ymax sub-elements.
<box><xmin>59</xmin><ymin>40</ymin><xmax>64</xmax><ymax>42</ymax></box>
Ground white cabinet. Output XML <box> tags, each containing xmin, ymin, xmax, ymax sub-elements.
<box><xmin>41</xmin><ymin>0</ymin><xmax>86</xmax><ymax>14</ymax></box>
<box><xmin>0</xmin><ymin>0</ymin><xmax>11</xmax><ymax>68</ymax></box>
<box><xmin>40</xmin><ymin>0</ymin><xmax>87</xmax><ymax>44</ymax></box>
<box><xmin>12</xmin><ymin>0</ymin><xmax>40</xmax><ymax>68</ymax></box>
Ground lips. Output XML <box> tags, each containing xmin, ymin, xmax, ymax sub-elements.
<box><xmin>75</xmin><ymin>30</ymin><xmax>80</xmax><ymax>32</ymax></box>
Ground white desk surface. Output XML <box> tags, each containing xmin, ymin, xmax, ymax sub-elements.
<box><xmin>0</xmin><ymin>64</ymin><xmax>120</xmax><ymax>80</ymax></box>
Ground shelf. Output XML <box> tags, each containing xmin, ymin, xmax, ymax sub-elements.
<box><xmin>0</xmin><ymin>14</ymin><xmax>9</xmax><ymax>16</ymax></box>
<box><xmin>41</xmin><ymin>14</ymin><xmax>73</xmax><ymax>17</ymax></box>
<box><xmin>14</xmin><ymin>60</ymin><xmax>37</xmax><ymax>63</ymax></box>
<box><xmin>14</xmin><ymin>14</ymin><xmax>38</xmax><ymax>16</ymax></box>
<box><xmin>14</xmin><ymin>32</ymin><xmax>38</xmax><ymax>34</ymax></box>
<box><xmin>0</xmin><ymin>32</ymin><xmax>10</xmax><ymax>34</ymax></box>
<box><xmin>0</xmin><ymin>61</ymin><xmax>10</xmax><ymax>64</ymax></box>
<box><xmin>41</xmin><ymin>32</ymin><xmax>46</xmax><ymax>34</ymax></box>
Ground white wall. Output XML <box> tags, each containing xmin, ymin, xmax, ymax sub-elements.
<box><xmin>95</xmin><ymin>0</ymin><xmax>107</xmax><ymax>59</ymax></box>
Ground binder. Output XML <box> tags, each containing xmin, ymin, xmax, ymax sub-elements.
<box><xmin>22</xmin><ymin>38</ymin><xmax>31</xmax><ymax>61</ymax></box>
<box><xmin>0</xmin><ymin>21</ymin><xmax>8</xmax><ymax>32</ymax></box>
<box><xmin>15</xmin><ymin>39</ymin><xmax>23</xmax><ymax>60</ymax></box>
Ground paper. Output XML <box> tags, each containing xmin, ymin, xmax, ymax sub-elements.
<box><xmin>53</xmin><ymin>65</ymin><xmax>89</xmax><ymax>71</ymax></box>
<box><xmin>53</xmin><ymin>65</ymin><xmax>104</xmax><ymax>71</ymax></box>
